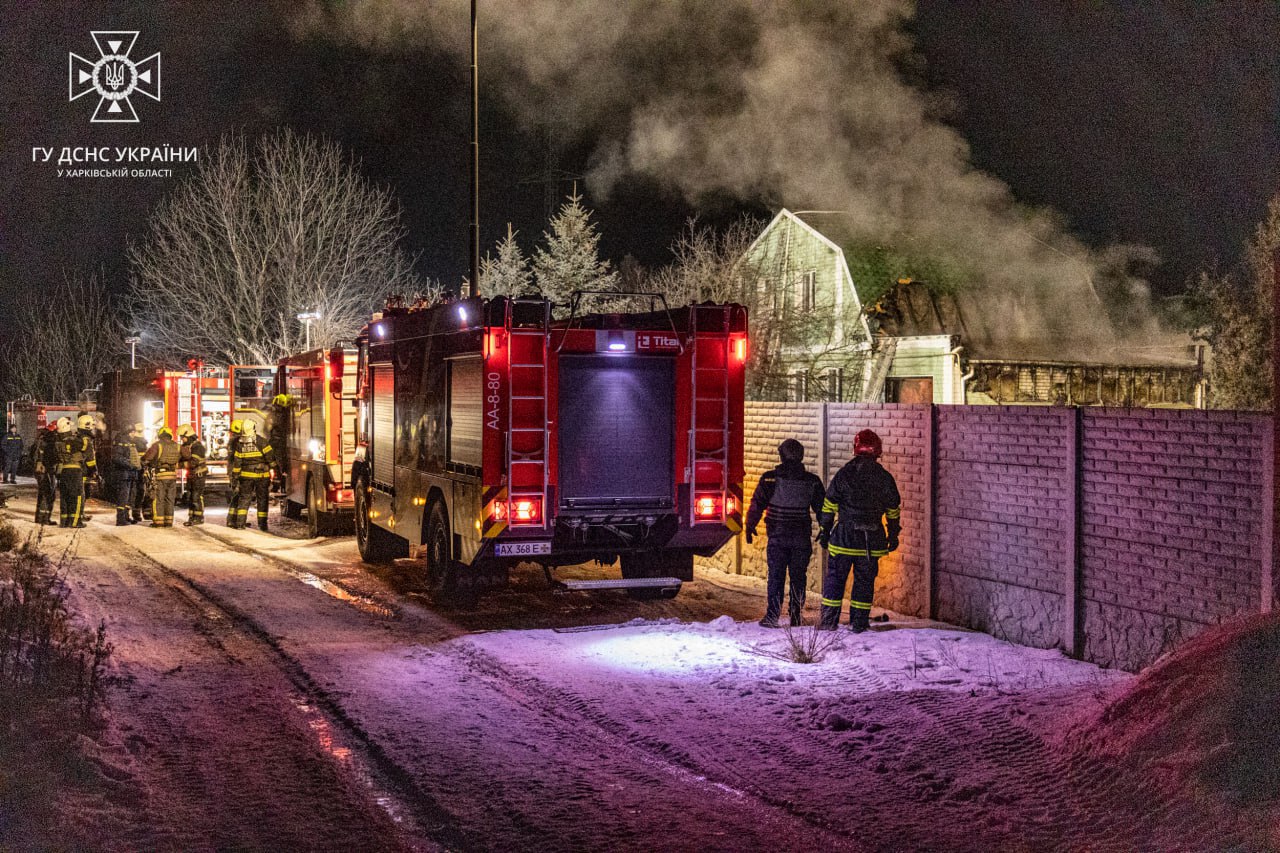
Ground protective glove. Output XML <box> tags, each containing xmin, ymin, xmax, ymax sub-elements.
<box><xmin>887</xmin><ymin>537</ymin><xmax>899</xmax><ymax>553</ymax></box>
<box><xmin>816</xmin><ymin>529</ymin><xmax>830</xmax><ymax>549</ymax></box>
<box><xmin>745</xmin><ymin>527</ymin><xmax>755</xmax><ymax>545</ymax></box>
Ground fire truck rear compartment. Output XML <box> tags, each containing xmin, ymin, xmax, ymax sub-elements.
<box><xmin>556</xmin><ymin>355</ymin><xmax>674</xmax><ymax>513</ymax></box>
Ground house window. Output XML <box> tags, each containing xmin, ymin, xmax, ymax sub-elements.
<box><xmin>788</xmin><ymin>371</ymin><xmax>808</xmax><ymax>402</ymax></box>
<box><xmin>824</xmin><ymin>367</ymin><xmax>843</xmax><ymax>402</ymax></box>
<box><xmin>794</xmin><ymin>270</ymin><xmax>816</xmax><ymax>312</ymax></box>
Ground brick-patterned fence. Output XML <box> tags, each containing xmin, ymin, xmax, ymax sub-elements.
<box><xmin>703</xmin><ymin>402</ymin><xmax>1274</xmax><ymax>671</ymax></box>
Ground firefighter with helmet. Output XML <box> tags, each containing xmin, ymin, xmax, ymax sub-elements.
<box><xmin>229</xmin><ymin>420</ymin><xmax>274</xmax><ymax>531</ymax></box>
<box><xmin>75</xmin><ymin>414</ymin><xmax>99</xmax><ymax>518</ymax></box>
<box><xmin>225</xmin><ymin>419</ymin><xmax>244</xmax><ymax>525</ymax></box>
<box><xmin>111</xmin><ymin>423</ymin><xmax>143</xmax><ymax>525</ymax></box>
<box><xmin>177</xmin><ymin>424</ymin><xmax>208</xmax><ymax>526</ymax></box>
<box><xmin>52</xmin><ymin>417</ymin><xmax>88</xmax><ymax>527</ymax></box>
<box><xmin>33</xmin><ymin>421</ymin><xmax>61</xmax><ymax>525</ymax></box>
<box><xmin>130</xmin><ymin>422</ymin><xmax>149</xmax><ymax>522</ymax></box>
<box><xmin>267</xmin><ymin>394</ymin><xmax>291</xmax><ymax>491</ymax></box>
<box><xmin>745</xmin><ymin>438</ymin><xmax>825</xmax><ymax>628</ymax></box>
<box><xmin>142</xmin><ymin>427</ymin><xmax>181</xmax><ymax>527</ymax></box>
<box><xmin>816</xmin><ymin>429</ymin><xmax>901</xmax><ymax>633</ymax></box>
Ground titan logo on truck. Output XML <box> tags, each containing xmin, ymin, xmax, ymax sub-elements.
<box><xmin>637</xmin><ymin>333</ymin><xmax>680</xmax><ymax>351</ymax></box>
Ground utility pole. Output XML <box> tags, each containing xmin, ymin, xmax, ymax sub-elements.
<box><xmin>1271</xmin><ymin>248</ymin><xmax>1279</xmax><ymax>610</ymax></box>
<box><xmin>468</xmin><ymin>0</ymin><xmax>480</xmax><ymax>298</ymax></box>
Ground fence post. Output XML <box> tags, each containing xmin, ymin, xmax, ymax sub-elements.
<box><xmin>924</xmin><ymin>404</ymin><xmax>935</xmax><ymax>620</ymax></box>
<box><xmin>1063</xmin><ymin>407</ymin><xmax>1083</xmax><ymax>657</ymax></box>
<box><xmin>819</xmin><ymin>403</ymin><xmax>829</xmax><ymax>584</ymax></box>
<box><xmin>1263</xmin><ymin>416</ymin><xmax>1275</xmax><ymax>613</ymax></box>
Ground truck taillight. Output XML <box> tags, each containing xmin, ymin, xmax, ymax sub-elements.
<box><xmin>326</xmin><ymin>484</ymin><xmax>353</xmax><ymax>503</ymax></box>
<box><xmin>726</xmin><ymin>495</ymin><xmax>737</xmax><ymax>515</ymax></box>
<box><xmin>731</xmin><ymin>334</ymin><xmax>748</xmax><ymax>364</ymax></box>
<box><xmin>490</xmin><ymin>501</ymin><xmax>508</xmax><ymax>522</ymax></box>
<box><xmin>510</xmin><ymin>495</ymin><xmax>542</xmax><ymax>526</ymax></box>
<box><xmin>694</xmin><ymin>493</ymin><xmax>722</xmax><ymax>520</ymax></box>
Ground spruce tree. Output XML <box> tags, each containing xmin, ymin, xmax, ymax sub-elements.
<box><xmin>532</xmin><ymin>192</ymin><xmax>618</xmax><ymax>310</ymax></box>
<box><xmin>479</xmin><ymin>224</ymin><xmax>532</xmax><ymax>297</ymax></box>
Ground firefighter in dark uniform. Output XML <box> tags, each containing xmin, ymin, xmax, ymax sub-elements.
<box><xmin>816</xmin><ymin>429</ymin><xmax>901</xmax><ymax>633</ymax></box>
<box><xmin>33</xmin><ymin>422</ymin><xmax>60</xmax><ymax>525</ymax></box>
<box><xmin>267</xmin><ymin>395</ymin><xmax>291</xmax><ymax>493</ymax></box>
<box><xmin>178</xmin><ymin>424</ymin><xmax>208</xmax><ymax>526</ymax></box>
<box><xmin>52</xmin><ymin>417</ymin><xmax>88</xmax><ymax>528</ymax></box>
<box><xmin>2</xmin><ymin>424</ymin><xmax>23</xmax><ymax>483</ymax></box>
<box><xmin>745</xmin><ymin>438</ymin><xmax>825</xmax><ymax>628</ymax></box>
<box><xmin>225</xmin><ymin>419</ymin><xmax>243</xmax><ymax>526</ymax></box>
<box><xmin>75</xmin><ymin>414</ymin><xmax>99</xmax><ymax>519</ymax></box>
<box><xmin>111</xmin><ymin>424</ymin><xmax>143</xmax><ymax>526</ymax></box>
<box><xmin>142</xmin><ymin>427</ymin><xmax>181</xmax><ymax>527</ymax></box>
<box><xmin>130</xmin><ymin>423</ymin><xmax>149</xmax><ymax>522</ymax></box>
<box><xmin>229</xmin><ymin>420</ymin><xmax>274</xmax><ymax>531</ymax></box>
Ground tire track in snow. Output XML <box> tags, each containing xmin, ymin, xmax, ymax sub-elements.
<box><xmin>99</xmin><ymin>531</ymin><xmax>472</xmax><ymax>853</ymax></box>
<box><xmin>448</xmin><ymin>640</ymin><xmax>865</xmax><ymax>849</ymax></box>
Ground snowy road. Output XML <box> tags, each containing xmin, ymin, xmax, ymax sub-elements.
<box><xmin>7</xmin><ymin>482</ymin><xmax>1227</xmax><ymax>852</ymax></box>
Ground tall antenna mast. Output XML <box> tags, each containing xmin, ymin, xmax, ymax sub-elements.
<box><xmin>468</xmin><ymin>0</ymin><xmax>480</xmax><ymax>298</ymax></box>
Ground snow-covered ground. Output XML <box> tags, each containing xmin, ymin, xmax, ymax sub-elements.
<box><xmin>1</xmin><ymin>481</ymin><xmax>1268</xmax><ymax>851</ymax></box>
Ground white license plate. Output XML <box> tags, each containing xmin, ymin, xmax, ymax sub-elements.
<box><xmin>495</xmin><ymin>541</ymin><xmax>552</xmax><ymax>557</ymax></box>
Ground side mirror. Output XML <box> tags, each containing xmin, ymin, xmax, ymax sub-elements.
<box><xmin>328</xmin><ymin>348</ymin><xmax>344</xmax><ymax>398</ymax></box>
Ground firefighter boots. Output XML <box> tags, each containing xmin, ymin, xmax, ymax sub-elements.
<box><xmin>116</xmin><ymin>507</ymin><xmax>130</xmax><ymax>526</ymax></box>
<box><xmin>758</xmin><ymin>616</ymin><xmax>780</xmax><ymax>629</ymax></box>
<box><xmin>257</xmin><ymin>516</ymin><xmax>269</xmax><ymax>532</ymax></box>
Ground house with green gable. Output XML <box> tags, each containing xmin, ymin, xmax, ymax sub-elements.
<box><xmin>741</xmin><ymin>208</ymin><xmax>968</xmax><ymax>404</ymax></box>
<box><xmin>742</xmin><ymin>209</ymin><xmax>1206</xmax><ymax>407</ymax></box>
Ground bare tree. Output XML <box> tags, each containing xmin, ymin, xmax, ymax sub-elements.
<box><xmin>1</xmin><ymin>270</ymin><xmax>125</xmax><ymax>402</ymax></box>
<box><xmin>127</xmin><ymin>130</ymin><xmax>427</xmax><ymax>366</ymax></box>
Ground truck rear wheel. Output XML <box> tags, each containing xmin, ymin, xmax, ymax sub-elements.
<box><xmin>424</xmin><ymin>500</ymin><xmax>474</xmax><ymax>607</ymax></box>
<box><xmin>354</xmin><ymin>475</ymin><xmax>407</xmax><ymax>563</ymax></box>
<box><xmin>307</xmin><ymin>476</ymin><xmax>336</xmax><ymax>538</ymax></box>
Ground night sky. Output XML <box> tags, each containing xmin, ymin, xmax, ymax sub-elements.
<box><xmin>2</xmin><ymin>1</ymin><xmax>1277</xmax><ymax>319</ymax></box>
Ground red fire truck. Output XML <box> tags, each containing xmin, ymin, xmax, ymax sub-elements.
<box><xmin>351</xmin><ymin>293</ymin><xmax>747</xmax><ymax>601</ymax></box>
<box><xmin>276</xmin><ymin>347</ymin><xmax>359</xmax><ymax>537</ymax></box>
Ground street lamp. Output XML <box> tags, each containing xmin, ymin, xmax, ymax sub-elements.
<box><xmin>125</xmin><ymin>335</ymin><xmax>141</xmax><ymax>369</ymax></box>
<box><xmin>297</xmin><ymin>311</ymin><xmax>321</xmax><ymax>351</ymax></box>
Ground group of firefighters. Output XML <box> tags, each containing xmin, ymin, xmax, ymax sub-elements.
<box><xmin>745</xmin><ymin>428</ymin><xmax>902</xmax><ymax>634</ymax></box>
<box><xmin>29</xmin><ymin>415</ymin><xmax>279</xmax><ymax>532</ymax></box>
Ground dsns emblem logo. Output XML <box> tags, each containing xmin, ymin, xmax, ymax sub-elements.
<box><xmin>69</xmin><ymin>31</ymin><xmax>160</xmax><ymax>123</ymax></box>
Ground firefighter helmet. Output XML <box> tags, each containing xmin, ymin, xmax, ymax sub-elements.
<box><xmin>76</xmin><ymin>414</ymin><xmax>95</xmax><ymax>431</ymax></box>
<box><xmin>778</xmin><ymin>438</ymin><xmax>805</xmax><ymax>464</ymax></box>
<box><xmin>853</xmin><ymin>429</ymin><xmax>882</xmax><ymax>459</ymax></box>
<box><xmin>157</xmin><ymin>426</ymin><xmax>173</xmax><ymax>439</ymax></box>
<box><xmin>177</xmin><ymin>423</ymin><xmax>196</xmax><ymax>439</ymax></box>
<box><xmin>56</xmin><ymin>417</ymin><xmax>73</xmax><ymax>433</ymax></box>
<box><xmin>272</xmin><ymin>393</ymin><xmax>290</xmax><ymax>408</ymax></box>
<box><xmin>132</xmin><ymin>422</ymin><xmax>145</xmax><ymax>433</ymax></box>
<box><xmin>242</xmin><ymin>420</ymin><xmax>257</xmax><ymax>437</ymax></box>
<box><xmin>230</xmin><ymin>420</ymin><xmax>243</xmax><ymax>435</ymax></box>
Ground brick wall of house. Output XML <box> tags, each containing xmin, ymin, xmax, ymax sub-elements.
<box><xmin>702</xmin><ymin>402</ymin><xmax>1272</xmax><ymax>671</ymax></box>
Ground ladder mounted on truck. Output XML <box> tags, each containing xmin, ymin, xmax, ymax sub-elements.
<box><xmin>688</xmin><ymin>303</ymin><xmax>737</xmax><ymax>526</ymax></box>
<box><xmin>504</xmin><ymin>297</ymin><xmax>553</xmax><ymax>509</ymax></box>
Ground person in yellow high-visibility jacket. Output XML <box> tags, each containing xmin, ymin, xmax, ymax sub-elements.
<box><xmin>229</xmin><ymin>420</ymin><xmax>275</xmax><ymax>531</ymax></box>
<box><xmin>142</xmin><ymin>427</ymin><xmax>181</xmax><ymax>528</ymax></box>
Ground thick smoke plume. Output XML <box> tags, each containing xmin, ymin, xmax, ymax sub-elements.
<box><xmin>293</xmin><ymin>0</ymin><xmax>1180</xmax><ymax>359</ymax></box>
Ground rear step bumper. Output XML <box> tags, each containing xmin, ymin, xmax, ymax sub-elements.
<box><xmin>555</xmin><ymin>577</ymin><xmax>683</xmax><ymax>592</ymax></box>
